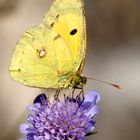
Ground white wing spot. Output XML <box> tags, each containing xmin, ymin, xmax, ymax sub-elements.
<box><xmin>38</xmin><ymin>49</ymin><xmax>46</xmax><ymax>58</ymax></box>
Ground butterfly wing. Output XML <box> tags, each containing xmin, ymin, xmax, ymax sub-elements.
<box><xmin>9</xmin><ymin>27</ymin><xmax>73</xmax><ymax>88</ymax></box>
<box><xmin>41</xmin><ymin>0</ymin><xmax>86</xmax><ymax>74</ymax></box>
<box><xmin>9</xmin><ymin>0</ymin><xmax>86</xmax><ymax>88</ymax></box>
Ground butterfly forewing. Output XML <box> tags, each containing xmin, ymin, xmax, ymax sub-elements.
<box><xmin>41</xmin><ymin>0</ymin><xmax>86</xmax><ymax>73</ymax></box>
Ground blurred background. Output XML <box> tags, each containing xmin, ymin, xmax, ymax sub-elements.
<box><xmin>0</xmin><ymin>0</ymin><xmax>140</xmax><ymax>139</ymax></box>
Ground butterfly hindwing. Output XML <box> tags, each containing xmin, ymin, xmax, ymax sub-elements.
<box><xmin>9</xmin><ymin>27</ymin><xmax>73</xmax><ymax>88</ymax></box>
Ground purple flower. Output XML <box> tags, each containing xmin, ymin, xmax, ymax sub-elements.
<box><xmin>19</xmin><ymin>91</ymin><xmax>100</xmax><ymax>140</ymax></box>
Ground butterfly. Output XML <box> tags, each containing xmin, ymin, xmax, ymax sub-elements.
<box><xmin>9</xmin><ymin>0</ymin><xmax>87</xmax><ymax>89</ymax></box>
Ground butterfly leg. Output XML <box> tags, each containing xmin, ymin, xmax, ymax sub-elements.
<box><xmin>75</xmin><ymin>87</ymin><xmax>84</xmax><ymax>114</ymax></box>
<box><xmin>73</xmin><ymin>86</ymin><xmax>82</xmax><ymax>89</ymax></box>
<box><xmin>72</xmin><ymin>88</ymin><xmax>76</xmax><ymax>98</ymax></box>
<box><xmin>71</xmin><ymin>87</ymin><xmax>83</xmax><ymax>98</ymax></box>
<box><xmin>54</xmin><ymin>89</ymin><xmax>61</xmax><ymax>101</ymax></box>
<box><xmin>78</xmin><ymin>87</ymin><xmax>84</xmax><ymax>104</ymax></box>
<box><xmin>80</xmin><ymin>87</ymin><xmax>85</xmax><ymax>106</ymax></box>
<box><xmin>71</xmin><ymin>86</ymin><xmax>82</xmax><ymax>98</ymax></box>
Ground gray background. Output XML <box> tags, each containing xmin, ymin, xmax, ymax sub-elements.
<box><xmin>0</xmin><ymin>0</ymin><xmax>140</xmax><ymax>139</ymax></box>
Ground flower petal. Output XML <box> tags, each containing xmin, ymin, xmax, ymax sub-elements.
<box><xmin>44</xmin><ymin>132</ymin><xmax>50</xmax><ymax>139</ymax></box>
<box><xmin>27</xmin><ymin>106</ymin><xmax>39</xmax><ymax>113</ymax></box>
<box><xmin>19</xmin><ymin>124</ymin><xmax>30</xmax><ymax>134</ymax></box>
<box><xmin>33</xmin><ymin>93</ymin><xmax>47</xmax><ymax>105</ymax></box>
<box><xmin>84</xmin><ymin>91</ymin><xmax>100</xmax><ymax>104</ymax></box>
<box><xmin>86</xmin><ymin>106</ymin><xmax>99</xmax><ymax>118</ymax></box>
<box><xmin>18</xmin><ymin>138</ymin><xmax>27</xmax><ymax>140</ymax></box>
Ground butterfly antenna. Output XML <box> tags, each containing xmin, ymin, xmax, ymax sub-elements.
<box><xmin>87</xmin><ymin>77</ymin><xmax>122</xmax><ymax>89</ymax></box>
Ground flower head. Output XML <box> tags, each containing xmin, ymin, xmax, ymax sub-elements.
<box><xmin>19</xmin><ymin>91</ymin><xmax>100</xmax><ymax>140</ymax></box>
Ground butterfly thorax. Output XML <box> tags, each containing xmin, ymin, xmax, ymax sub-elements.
<box><xmin>67</xmin><ymin>75</ymin><xmax>87</xmax><ymax>88</ymax></box>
